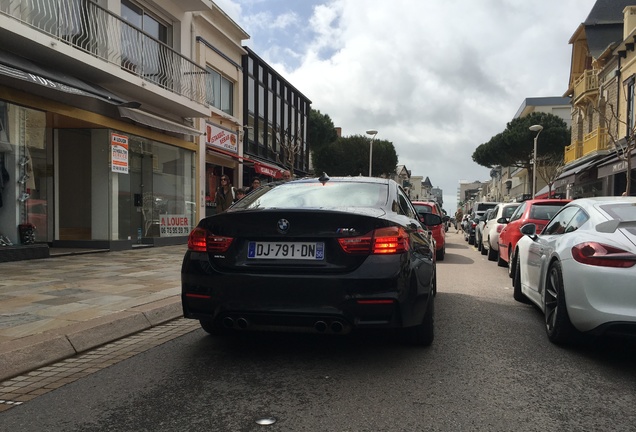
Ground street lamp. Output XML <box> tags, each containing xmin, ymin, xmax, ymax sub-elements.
<box><xmin>529</xmin><ymin>124</ymin><xmax>543</xmax><ymax>197</ymax></box>
<box><xmin>366</xmin><ymin>129</ymin><xmax>378</xmax><ymax>176</ymax></box>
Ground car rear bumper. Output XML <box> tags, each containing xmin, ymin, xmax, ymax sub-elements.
<box><xmin>562</xmin><ymin>259</ymin><xmax>636</xmax><ymax>333</ymax></box>
<box><xmin>181</xmin><ymin>252</ymin><xmax>433</xmax><ymax>333</ymax></box>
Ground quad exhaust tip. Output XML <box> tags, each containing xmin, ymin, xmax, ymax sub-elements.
<box><xmin>314</xmin><ymin>320</ymin><xmax>345</xmax><ymax>333</ymax></box>
<box><xmin>330</xmin><ymin>321</ymin><xmax>344</xmax><ymax>333</ymax></box>
<box><xmin>236</xmin><ymin>317</ymin><xmax>249</xmax><ymax>330</ymax></box>
<box><xmin>222</xmin><ymin>317</ymin><xmax>235</xmax><ymax>328</ymax></box>
<box><xmin>314</xmin><ymin>321</ymin><xmax>328</xmax><ymax>332</ymax></box>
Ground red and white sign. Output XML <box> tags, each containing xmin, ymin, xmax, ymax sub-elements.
<box><xmin>255</xmin><ymin>162</ymin><xmax>283</xmax><ymax>179</ymax></box>
<box><xmin>205</xmin><ymin>122</ymin><xmax>238</xmax><ymax>154</ymax></box>
<box><xmin>160</xmin><ymin>215</ymin><xmax>191</xmax><ymax>237</ymax></box>
<box><xmin>111</xmin><ymin>133</ymin><xmax>129</xmax><ymax>174</ymax></box>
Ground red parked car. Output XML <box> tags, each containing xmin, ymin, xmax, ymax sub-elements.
<box><xmin>498</xmin><ymin>198</ymin><xmax>571</xmax><ymax>276</ymax></box>
<box><xmin>412</xmin><ymin>201</ymin><xmax>446</xmax><ymax>261</ymax></box>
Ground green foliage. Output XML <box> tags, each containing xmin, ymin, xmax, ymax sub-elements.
<box><xmin>308</xmin><ymin>109</ymin><xmax>338</xmax><ymax>153</ymax></box>
<box><xmin>313</xmin><ymin>135</ymin><xmax>398</xmax><ymax>177</ymax></box>
<box><xmin>472</xmin><ymin>112</ymin><xmax>570</xmax><ymax>169</ymax></box>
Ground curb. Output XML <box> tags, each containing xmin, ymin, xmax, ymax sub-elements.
<box><xmin>0</xmin><ymin>296</ymin><xmax>182</xmax><ymax>382</ymax></box>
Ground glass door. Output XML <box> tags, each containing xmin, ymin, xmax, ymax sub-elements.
<box><xmin>129</xmin><ymin>147</ymin><xmax>154</xmax><ymax>243</ymax></box>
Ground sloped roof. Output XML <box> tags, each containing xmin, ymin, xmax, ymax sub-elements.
<box><xmin>584</xmin><ymin>0</ymin><xmax>634</xmax><ymax>25</ymax></box>
<box><xmin>422</xmin><ymin>176</ymin><xmax>433</xmax><ymax>187</ymax></box>
<box><xmin>581</xmin><ymin>0</ymin><xmax>632</xmax><ymax>59</ymax></box>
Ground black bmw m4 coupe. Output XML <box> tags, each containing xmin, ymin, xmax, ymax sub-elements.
<box><xmin>181</xmin><ymin>175</ymin><xmax>441</xmax><ymax>346</ymax></box>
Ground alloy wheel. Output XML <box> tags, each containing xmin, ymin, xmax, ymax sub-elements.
<box><xmin>544</xmin><ymin>266</ymin><xmax>559</xmax><ymax>335</ymax></box>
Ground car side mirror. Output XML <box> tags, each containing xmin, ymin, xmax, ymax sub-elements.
<box><xmin>497</xmin><ymin>217</ymin><xmax>508</xmax><ymax>224</ymax></box>
<box><xmin>520</xmin><ymin>223</ymin><xmax>537</xmax><ymax>238</ymax></box>
<box><xmin>422</xmin><ymin>213</ymin><xmax>442</xmax><ymax>227</ymax></box>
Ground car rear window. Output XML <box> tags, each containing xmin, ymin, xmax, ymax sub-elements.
<box><xmin>477</xmin><ymin>203</ymin><xmax>496</xmax><ymax>211</ymax></box>
<box><xmin>503</xmin><ymin>205</ymin><xmax>519</xmax><ymax>218</ymax></box>
<box><xmin>530</xmin><ymin>204</ymin><xmax>567</xmax><ymax>220</ymax></box>
<box><xmin>414</xmin><ymin>205</ymin><xmax>432</xmax><ymax>215</ymax></box>
<box><xmin>237</xmin><ymin>182</ymin><xmax>389</xmax><ymax>209</ymax></box>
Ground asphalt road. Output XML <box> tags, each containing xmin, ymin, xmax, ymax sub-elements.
<box><xmin>2</xmin><ymin>231</ymin><xmax>636</xmax><ymax>431</ymax></box>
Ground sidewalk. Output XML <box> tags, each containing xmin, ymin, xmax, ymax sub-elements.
<box><xmin>0</xmin><ymin>244</ymin><xmax>187</xmax><ymax>382</ymax></box>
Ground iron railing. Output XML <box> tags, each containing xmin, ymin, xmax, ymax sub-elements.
<box><xmin>0</xmin><ymin>0</ymin><xmax>207</xmax><ymax>104</ymax></box>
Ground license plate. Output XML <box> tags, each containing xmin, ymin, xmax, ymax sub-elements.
<box><xmin>247</xmin><ymin>241</ymin><xmax>325</xmax><ymax>260</ymax></box>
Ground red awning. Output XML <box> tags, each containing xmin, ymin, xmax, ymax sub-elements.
<box><xmin>254</xmin><ymin>162</ymin><xmax>282</xmax><ymax>179</ymax></box>
<box><xmin>206</xmin><ymin>146</ymin><xmax>284</xmax><ymax>179</ymax></box>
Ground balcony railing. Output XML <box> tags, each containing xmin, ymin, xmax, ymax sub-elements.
<box><xmin>582</xmin><ymin>127</ymin><xmax>609</xmax><ymax>156</ymax></box>
<box><xmin>0</xmin><ymin>0</ymin><xmax>207</xmax><ymax>104</ymax></box>
<box><xmin>572</xmin><ymin>70</ymin><xmax>599</xmax><ymax>105</ymax></box>
<box><xmin>564</xmin><ymin>141</ymin><xmax>582</xmax><ymax>164</ymax></box>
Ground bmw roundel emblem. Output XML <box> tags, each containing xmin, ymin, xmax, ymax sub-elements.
<box><xmin>277</xmin><ymin>218</ymin><xmax>290</xmax><ymax>233</ymax></box>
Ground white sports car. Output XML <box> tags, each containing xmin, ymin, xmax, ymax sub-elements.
<box><xmin>512</xmin><ymin>197</ymin><xmax>636</xmax><ymax>344</ymax></box>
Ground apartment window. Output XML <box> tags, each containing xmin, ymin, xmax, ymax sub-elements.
<box><xmin>121</xmin><ymin>0</ymin><xmax>172</xmax><ymax>85</ymax></box>
<box><xmin>121</xmin><ymin>0</ymin><xmax>170</xmax><ymax>45</ymax></box>
<box><xmin>206</xmin><ymin>68</ymin><xmax>234</xmax><ymax>116</ymax></box>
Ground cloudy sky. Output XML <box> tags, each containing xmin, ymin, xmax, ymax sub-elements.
<box><xmin>214</xmin><ymin>0</ymin><xmax>597</xmax><ymax>211</ymax></box>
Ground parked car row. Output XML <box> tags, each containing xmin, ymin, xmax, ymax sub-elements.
<box><xmin>465</xmin><ymin>197</ymin><xmax>636</xmax><ymax>346</ymax></box>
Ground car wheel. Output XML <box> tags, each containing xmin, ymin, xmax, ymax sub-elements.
<box><xmin>436</xmin><ymin>247</ymin><xmax>445</xmax><ymax>261</ymax></box>
<box><xmin>480</xmin><ymin>240</ymin><xmax>487</xmax><ymax>255</ymax></box>
<box><xmin>496</xmin><ymin>249</ymin><xmax>506</xmax><ymax>267</ymax></box>
<box><xmin>199</xmin><ymin>319</ymin><xmax>223</xmax><ymax>336</ymax></box>
<box><xmin>507</xmin><ymin>249</ymin><xmax>515</xmax><ymax>278</ymax></box>
<box><xmin>487</xmin><ymin>240</ymin><xmax>497</xmax><ymax>261</ymax></box>
<box><xmin>402</xmin><ymin>295</ymin><xmax>434</xmax><ymax>346</ymax></box>
<box><xmin>544</xmin><ymin>261</ymin><xmax>575</xmax><ymax>344</ymax></box>
<box><xmin>513</xmin><ymin>255</ymin><xmax>531</xmax><ymax>304</ymax></box>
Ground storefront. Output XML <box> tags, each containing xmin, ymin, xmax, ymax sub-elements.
<box><xmin>596</xmin><ymin>152</ymin><xmax>636</xmax><ymax>196</ymax></box>
<box><xmin>0</xmin><ymin>88</ymin><xmax>198</xmax><ymax>261</ymax></box>
<box><xmin>204</xmin><ymin>121</ymin><xmax>240</xmax><ymax>217</ymax></box>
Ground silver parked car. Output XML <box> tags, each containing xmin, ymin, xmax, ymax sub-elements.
<box><xmin>482</xmin><ymin>202</ymin><xmax>520</xmax><ymax>262</ymax></box>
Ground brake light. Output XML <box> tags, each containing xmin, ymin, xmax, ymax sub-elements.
<box><xmin>356</xmin><ymin>299</ymin><xmax>395</xmax><ymax>305</ymax></box>
<box><xmin>187</xmin><ymin>227</ymin><xmax>233</xmax><ymax>253</ymax></box>
<box><xmin>373</xmin><ymin>227</ymin><xmax>409</xmax><ymax>254</ymax></box>
<box><xmin>496</xmin><ymin>224</ymin><xmax>504</xmax><ymax>233</ymax></box>
<box><xmin>571</xmin><ymin>242</ymin><xmax>636</xmax><ymax>268</ymax></box>
<box><xmin>338</xmin><ymin>227</ymin><xmax>409</xmax><ymax>255</ymax></box>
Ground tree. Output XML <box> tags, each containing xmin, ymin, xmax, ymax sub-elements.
<box><xmin>595</xmin><ymin>96</ymin><xmax>635</xmax><ymax>196</ymax></box>
<box><xmin>535</xmin><ymin>153</ymin><xmax>565</xmax><ymax>198</ymax></box>
<box><xmin>308</xmin><ymin>109</ymin><xmax>338</xmax><ymax>153</ymax></box>
<box><xmin>472</xmin><ymin>112</ymin><xmax>571</xmax><ymax>188</ymax></box>
<box><xmin>270</xmin><ymin>125</ymin><xmax>303</xmax><ymax>171</ymax></box>
<box><xmin>313</xmin><ymin>135</ymin><xmax>398</xmax><ymax>177</ymax></box>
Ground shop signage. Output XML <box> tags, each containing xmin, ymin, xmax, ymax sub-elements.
<box><xmin>111</xmin><ymin>133</ymin><xmax>129</xmax><ymax>174</ymax></box>
<box><xmin>160</xmin><ymin>215</ymin><xmax>190</xmax><ymax>237</ymax></box>
<box><xmin>205</xmin><ymin>122</ymin><xmax>238</xmax><ymax>154</ymax></box>
<box><xmin>597</xmin><ymin>154</ymin><xmax>636</xmax><ymax>178</ymax></box>
<box><xmin>255</xmin><ymin>162</ymin><xmax>282</xmax><ymax>178</ymax></box>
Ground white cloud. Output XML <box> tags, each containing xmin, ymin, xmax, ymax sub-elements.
<box><xmin>215</xmin><ymin>0</ymin><xmax>597</xmax><ymax>211</ymax></box>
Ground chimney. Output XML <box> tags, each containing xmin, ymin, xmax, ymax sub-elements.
<box><xmin>335</xmin><ymin>127</ymin><xmax>342</xmax><ymax>137</ymax></box>
<box><xmin>624</xmin><ymin>6</ymin><xmax>636</xmax><ymax>40</ymax></box>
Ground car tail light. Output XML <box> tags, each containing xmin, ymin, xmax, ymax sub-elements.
<box><xmin>187</xmin><ymin>227</ymin><xmax>233</xmax><ymax>253</ymax></box>
<box><xmin>496</xmin><ymin>224</ymin><xmax>504</xmax><ymax>233</ymax></box>
<box><xmin>338</xmin><ymin>226</ymin><xmax>409</xmax><ymax>255</ymax></box>
<box><xmin>356</xmin><ymin>299</ymin><xmax>395</xmax><ymax>305</ymax></box>
<box><xmin>571</xmin><ymin>242</ymin><xmax>636</xmax><ymax>268</ymax></box>
<box><xmin>471</xmin><ymin>222</ymin><xmax>477</xmax><ymax>228</ymax></box>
